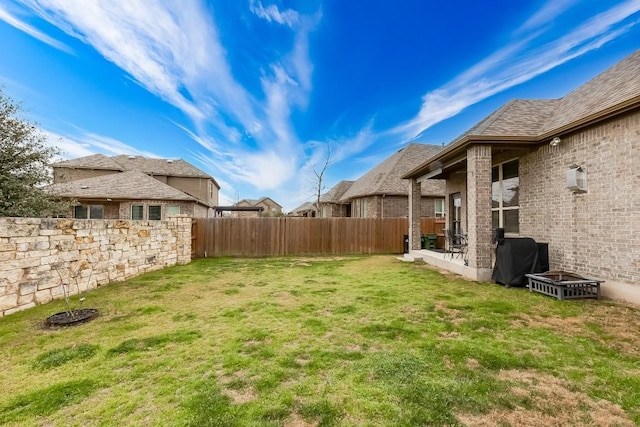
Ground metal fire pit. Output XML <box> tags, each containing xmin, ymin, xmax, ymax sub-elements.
<box><xmin>525</xmin><ymin>271</ymin><xmax>602</xmax><ymax>301</ymax></box>
<box><xmin>45</xmin><ymin>309</ymin><xmax>99</xmax><ymax>328</ymax></box>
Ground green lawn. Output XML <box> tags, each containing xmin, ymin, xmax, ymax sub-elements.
<box><xmin>1</xmin><ymin>256</ymin><xmax>639</xmax><ymax>426</ymax></box>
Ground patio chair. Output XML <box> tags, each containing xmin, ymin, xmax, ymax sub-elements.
<box><xmin>445</xmin><ymin>229</ymin><xmax>468</xmax><ymax>262</ymax></box>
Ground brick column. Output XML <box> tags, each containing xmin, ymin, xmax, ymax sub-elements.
<box><xmin>466</xmin><ymin>145</ymin><xmax>493</xmax><ymax>269</ymax></box>
<box><xmin>408</xmin><ymin>178</ymin><xmax>422</xmax><ymax>250</ymax></box>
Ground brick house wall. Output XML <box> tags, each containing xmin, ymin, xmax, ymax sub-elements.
<box><xmin>259</xmin><ymin>199</ymin><xmax>283</xmax><ymax>217</ymax></box>
<box><xmin>519</xmin><ymin>108</ymin><xmax>640</xmax><ymax>285</ymax></box>
<box><xmin>445</xmin><ymin>174</ymin><xmax>467</xmax><ymax>232</ymax></box>
<box><xmin>118</xmin><ymin>200</ymin><xmax>197</xmax><ymax>220</ymax></box>
<box><xmin>321</xmin><ymin>203</ymin><xmax>350</xmax><ymax>218</ymax></box>
<box><xmin>232</xmin><ymin>200</ymin><xmax>262</xmax><ymax>218</ymax></box>
<box><xmin>350</xmin><ymin>195</ymin><xmax>443</xmax><ymax>218</ymax></box>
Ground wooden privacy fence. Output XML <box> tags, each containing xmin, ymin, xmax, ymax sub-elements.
<box><xmin>192</xmin><ymin>217</ymin><xmax>444</xmax><ymax>258</ymax></box>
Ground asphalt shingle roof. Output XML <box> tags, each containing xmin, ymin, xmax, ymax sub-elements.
<box><xmin>461</xmin><ymin>99</ymin><xmax>559</xmax><ymax>139</ymax></box>
<box><xmin>52</xmin><ymin>154</ymin><xmax>125</xmax><ymax>171</ymax></box>
<box><xmin>236</xmin><ymin>197</ymin><xmax>282</xmax><ymax>208</ymax></box>
<box><xmin>405</xmin><ymin>50</ymin><xmax>640</xmax><ymax>180</ymax></box>
<box><xmin>319</xmin><ymin>180</ymin><xmax>354</xmax><ymax>203</ymax></box>
<box><xmin>542</xmin><ymin>49</ymin><xmax>640</xmax><ymax>133</ymax></box>
<box><xmin>47</xmin><ymin>171</ymin><xmax>197</xmax><ymax>201</ymax></box>
<box><xmin>453</xmin><ymin>49</ymin><xmax>640</xmax><ymax>141</ymax></box>
<box><xmin>290</xmin><ymin>201</ymin><xmax>315</xmax><ymax>214</ymax></box>
<box><xmin>340</xmin><ymin>143</ymin><xmax>444</xmax><ymax>201</ymax></box>
<box><xmin>52</xmin><ymin>154</ymin><xmax>213</xmax><ymax>179</ymax></box>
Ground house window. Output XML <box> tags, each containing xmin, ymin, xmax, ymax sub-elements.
<box><xmin>450</xmin><ymin>193</ymin><xmax>462</xmax><ymax>235</ymax></box>
<box><xmin>74</xmin><ymin>205</ymin><xmax>103</xmax><ymax>219</ymax></box>
<box><xmin>90</xmin><ymin>205</ymin><xmax>103</xmax><ymax>219</ymax></box>
<box><xmin>74</xmin><ymin>205</ymin><xmax>88</xmax><ymax>219</ymax></box>
<box><xmin>131</xmin><ymin>205</ymin><xmax>144</xmax><ymax>220</ymax></box>
<box><xmin>360</xmin><ymin>199</ymin><xmax>368</xmax><ymax>218</ymax></box>
<box><xmin>492</xmin><ymin>159</ymin><xmax>519</xmax><ymax>234</ymax></box>
<box><xmin>166</xmin><ymin>205</ymin><xmax>181</xmax><ymax>216</ymax></box>
<box><xmin>434</xmin><ymin>199</ymin><xmax>445</xmax><ymax>218</ymax></box>
<box><xmin>148</xmin><ymin>205</ymin><xmax>162</xmax><ymax>220</ymax></box>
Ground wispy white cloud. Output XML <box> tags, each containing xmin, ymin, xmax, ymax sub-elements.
<box><xmin>0</xmin><ymin>3</ymin><xmax>71</xmax><ymax>53</ymax></box>
<box><xmin>393</xmin><ymin>0</ymin><xmax>640</xmax><ymax>141</ymax></box>
<box><xmin>19</xmin><ymin>0</ymin><xmax>256</xmax><ymax>131</ymax></box>
<box><xmin>42</xmin><ymin>128</ymin><xmax>159</xmax><ymax>160</ymax></box>
<box><xmin>42</xmin><ymin>129</ymin><xmax>94</xmax><ymax>160</ymax></box>
<box><xmin>12</xmin><ymin>0</ymin><xmax>324</xmax><ymax>192</ymax></box>
<box><xmin>249</xmin><ymin>0</ymin><xmax>300</xmax><ymax>27</ymax></box>
<box><xmin>517</xmin><ymin>0</ymin><xmax>580</xmax><ymax>32</ymax></box>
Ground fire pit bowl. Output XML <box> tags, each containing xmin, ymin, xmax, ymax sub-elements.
<box><xmin>525</xmin><ymin>271</ymin><xmax>603</xmax><ymax>301</ymax></box>
<box><xmin>45</xmin><ymin>309</ymin><xmax>99</xmax><ymax>328</ymax></box>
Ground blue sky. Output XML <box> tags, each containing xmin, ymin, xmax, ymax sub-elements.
<box><xmin>1</xmin><ymin>0</ymin><xmax>639</xmax><ymax>211</ymax></box>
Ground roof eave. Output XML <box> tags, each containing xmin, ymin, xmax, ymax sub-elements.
<box><xmin>404</xmin><ymin>96</ymin><xmax>640</xmax><ymax>180</ymax></box>
<box><xmin>402</xmin><ymin>135</ymin><xmax>535</xmax><ymax>179</ymax></box>
<box><xmin>539</xmin><ymin>95</ymin><xmax>640</xmax><ymax>140</ymax></box>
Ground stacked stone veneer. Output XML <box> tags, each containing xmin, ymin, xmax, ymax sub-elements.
<box><xmin>0</xmin><ymin>215</ymin><xmax>191</xmax><ymax>317</ymax></box>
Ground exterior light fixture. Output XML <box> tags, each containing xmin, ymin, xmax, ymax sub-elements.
<box><xmin>550</xmin><ymin>137</ymin><xmax>561</xmax><ymax>146</ymax></box>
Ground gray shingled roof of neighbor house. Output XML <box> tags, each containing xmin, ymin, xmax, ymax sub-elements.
<box><xmin>47</xmin><ymin>170</ymin><xmax>197</xmax><ymax>201</ymax></box>
<box><xmin>290</xmin><ymin>201</ymin><xmax>315</xmax><ymax>215</ymax></box>
<box><xmin>52</xmin><ymin>154</ymin><xmax>125</xmax><ymax>171</ymax></box>
<box><xmin>340</xmin><ymin>143</ymin><xmax>444</xmax><ymax>201</ymax></box>
<box><xmin>319</xmin><ymin>180</ymin><xmax>354</xmax><ymax>203</ymax></box>
<box><xmin>236</xmin><ymin>197</ymin><xmax>282</xmax><ymax>208</ymax></box>
<box><xmin>52</xmin><ymin>154</ymin><xmax>214</xmax><ymax>180</ymax></box>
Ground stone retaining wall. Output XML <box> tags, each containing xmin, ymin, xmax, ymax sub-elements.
<box><xmin>0</xmin><ymin>215</ymin><xmax>191</xmax><ymax>317</ymax></box>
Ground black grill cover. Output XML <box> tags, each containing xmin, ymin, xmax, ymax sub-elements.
<box><xmin>492</xmin><ymin>238</ymin><xmax>546</xmax><ymax>287</ymax></box>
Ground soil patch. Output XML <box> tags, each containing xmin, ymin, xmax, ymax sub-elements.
<box><xmin>457</xmin><ymin>369</ymin><xmax>634</xmax><ymax>426</ymax></box>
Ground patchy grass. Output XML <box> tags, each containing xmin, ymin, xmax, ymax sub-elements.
<box><xmin>1</xmin><ymin>255</ymin><xmax>640</xmax><ymax>426</ymax></box>
<box><xmin>33</xmin><ymin>344</ymin><xmax>100</xmax><ymax>370</ymax></box>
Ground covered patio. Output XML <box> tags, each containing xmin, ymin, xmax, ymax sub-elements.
<box><xmin>402</xmin><ymin>247</ymin><xmax>477</xmax><ymax>279</ymax></box>
<box><xmin>402</xmin><ymin>125</ymin><xmax>544</xmax><ymax>283</ymax></box>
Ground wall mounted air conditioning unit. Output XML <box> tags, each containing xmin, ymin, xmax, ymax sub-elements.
<box><xmin>567</xmin><ymin>166</ymin><xmax>587</xmax><ymax>193</ymax></box>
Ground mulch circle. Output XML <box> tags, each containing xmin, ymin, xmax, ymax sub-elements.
<box><xmin>45</xmin><ymin>309</ymin><xmax>99</xmax><ymax>328</ymax></box>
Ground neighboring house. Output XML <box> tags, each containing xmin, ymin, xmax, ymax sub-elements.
<box><xmin>340</xmin><ymin>143</ymin><xmax>445</xmax><ymax>218</ymax></box>
<box><xmin>233</xmin><ymin>197</ymin><xmax>283</xmax><ymax>217</ymax></box>
<box><xmin>404</xmin><ymin>50</ymin><xmax>640</xmax><ymax>303</ymax></box>
<box><xmin>318</xmin><ymin>180</ymin><xmax>354</xmax><ymax>217</ymax></box>
<box><xmin>49</xmin><ymin>154</ymin><xmax>220</xmax><ymax>220</ymax></box>
<box><xmin>289</xmin><ymin>201</ymin><xmax>316</xmax><ymax>217</ymax></box>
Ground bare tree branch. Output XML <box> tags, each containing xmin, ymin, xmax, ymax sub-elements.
<box><xmin>312</xmin><ymin>147</ymin><xmax>332</xmax><ymax>217</ymax></box>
